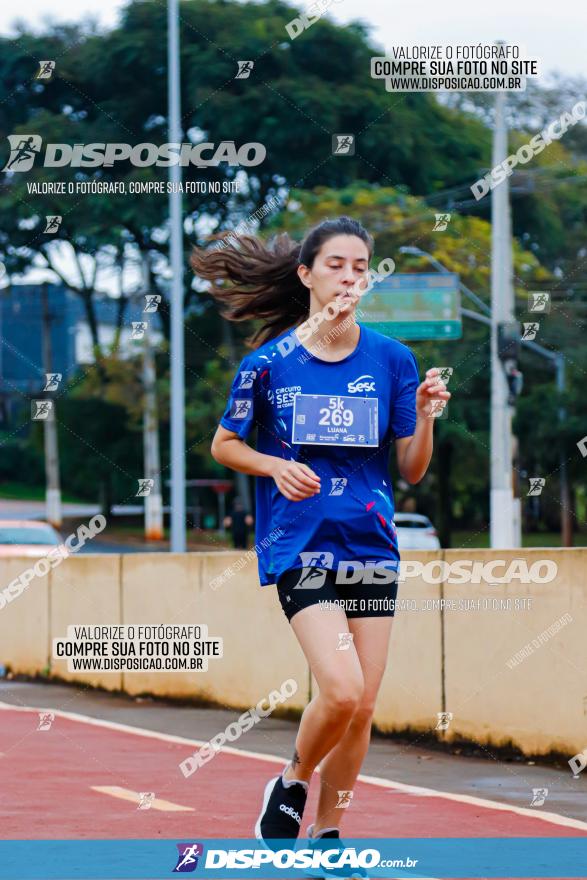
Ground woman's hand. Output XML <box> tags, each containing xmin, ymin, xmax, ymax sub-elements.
<box><xmin>270</xmin><ymin>459</ymin><xmax>321</xmax><ymax>501</ymax></box>
<box><xmin>415</xmin><ymin>368</ymin><xmax>452</xmax><ymax>420</ymax></box>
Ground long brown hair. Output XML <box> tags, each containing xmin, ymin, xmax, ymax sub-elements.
<box><xmin>190</xmin><ymin>216</ymin><xmax>374</xmax><ymax>348</ymax></box>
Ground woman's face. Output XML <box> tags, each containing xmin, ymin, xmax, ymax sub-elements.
<box><xmin>298</xmin><ymin>234</ymin><xmax>371</xmax><ymax>316</ymax></box>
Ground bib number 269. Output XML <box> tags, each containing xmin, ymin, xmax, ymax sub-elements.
<box><xmin>318</xmin><ymin>397</ymin><xmax>354</xmax><ymax>427</ymax></box>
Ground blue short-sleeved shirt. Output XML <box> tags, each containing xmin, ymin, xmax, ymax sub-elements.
<box><xmin>220</xmin><ymin>322</ymin><xmax>419</xmax><ymax>586</ymax></box>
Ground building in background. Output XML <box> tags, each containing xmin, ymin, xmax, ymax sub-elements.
<box><xmin>0</xmin><ymin>283</ymin><xmax>163</xmax><ymax>423</ymax></box>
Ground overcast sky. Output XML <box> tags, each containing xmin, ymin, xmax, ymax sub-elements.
<box><xmin>1</xmin><ymin>0</ymin><xmax>586</xmax><ymax>80</ymax></box>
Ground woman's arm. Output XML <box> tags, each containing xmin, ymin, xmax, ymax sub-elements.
<box><xmin>211</xmin><ymin>425</ymin><xmax>321</xmax><ymax>501</ymax></box>
<box><xmin>395</xmin><ymin>368</ymin><xmax>451</xmax><ymax>485</ymax></box>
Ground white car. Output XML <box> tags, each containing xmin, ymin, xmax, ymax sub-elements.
<box><xmin>394</xmin><ymin>513</ymin><xmax>440</xmax><ymax>550</ymax></box>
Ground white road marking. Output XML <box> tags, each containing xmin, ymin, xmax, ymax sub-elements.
<box><xmin>91</xmin><ymin>785</ymin><xmax>193</xmax><ymax>811</ymax></box>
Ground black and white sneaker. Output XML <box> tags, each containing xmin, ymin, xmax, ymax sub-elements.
<box><xmin>305</xmin><ymin>824</ymin><xmax>370</xmax><ymax>879</ymax></box>
<box><xmin>254</xmin><ymin>773</ymin><xmax>308</xmax><ymax>850</ymax></box>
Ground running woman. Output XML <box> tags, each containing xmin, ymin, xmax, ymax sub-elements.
<box><xmin>192</xmin><ymin>216</ymin><xmax>450</xmax><ymax>875</ymax></box>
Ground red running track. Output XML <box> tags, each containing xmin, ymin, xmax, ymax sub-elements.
<box><xmin>1</xmin><ymin>702</ymin><xmax>586</xmax><ymax>845</ymax></box>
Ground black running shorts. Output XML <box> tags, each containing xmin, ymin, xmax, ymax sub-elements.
<box><xmin>276</xmin><ymin>566</ymin><xmax>399</xmax><ymax>623</ymax></box>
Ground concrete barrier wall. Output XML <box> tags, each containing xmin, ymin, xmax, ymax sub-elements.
<box><xmin>442</xmin><ymin>548</ymin><xmax>587</xmax><ymax>755</ymax></box>
<box><xmin>0</xmin><ymin>557</ymin><xmax>50</xmax><ymax>675</ymax></box>
<box><xmin>51</xmin><ymin>553</ymin><xmax>122</xmax><ymax>691</ymax></box>
<box><xmin>370</xmin><ymin>552</ymin><xmax>443</xmax><ymax>733</ymax></box>
<box><xmin>1</xmin><ymin>549</ymin><xmax>585</xmax><ymax>757</ymax></box>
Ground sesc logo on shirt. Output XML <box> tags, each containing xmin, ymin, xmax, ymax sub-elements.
<box><xmin>347</xmin><ymin>374</ymin><xmax>375</xmax><ymax>393</ymax></box>
<box><xmin>275</xmin><ymin>385</ymin><xmax>301</xmax><ymax>408</ymax></box>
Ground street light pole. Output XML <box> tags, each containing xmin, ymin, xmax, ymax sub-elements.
<box><xmin>141</xmin><ymin>254</ymin><xmax>164</xmax><ymax>542</ymax></box>
<box><xmin>41</xmin><ymin>283</ymin><xmax>62</xmax><ymax>528</ymax></box>
<box><xmin>556</xmin><ymin>355</ymin><xmax>572</xmax><ymax>545</ymax></box>
<box><xmin>167</xmin><ymin>0</ymin><xmax>186</xmax><ymax>552</ymax></box>
<box><xmin>489</xmin><ymin>87</ymin><xmax>516</xmax><ymax>548</ymax></box>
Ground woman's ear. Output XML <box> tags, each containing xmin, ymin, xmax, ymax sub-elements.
<box><xmin>297</xmin><ymin>264</ymin><xmax>312</xmax><ymax>290</ymax></box>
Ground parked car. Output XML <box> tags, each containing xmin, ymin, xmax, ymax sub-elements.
<box><xmin>394</xmin><ymin>513</ymin><xmax>440</xmax><ymax>550</ymax></box>
<box><xmin>0</xmin><ymin>520</ymin><xmax>62</xmax><ymax>557</ymax></box>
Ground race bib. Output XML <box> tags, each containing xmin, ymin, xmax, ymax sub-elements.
<box><xmin>292</xmin><ymin>394</ymin><xmax>379</xmax><ymax>447</ymax></box>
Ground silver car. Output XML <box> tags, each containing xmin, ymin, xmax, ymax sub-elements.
<box><xmin>394</xmin><ymin>513</ymin><xmax>441</xmax><ymax>550</ymax></box>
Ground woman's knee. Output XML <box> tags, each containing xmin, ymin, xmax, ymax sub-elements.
<box><xmin>321</xmin><ymin>675</ymin><xmax>364</xmax><ymax>717</ymax></box>
<box><xmin>350</xmin><ymin>698</ymin><xmax>377</xmax><ymax>728</ymax></box>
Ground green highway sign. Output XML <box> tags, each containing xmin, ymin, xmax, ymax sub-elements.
<box><xmin>360</xmin><ymin>272</ymin><xmax>462</xmax><ymax>340</ymax></box>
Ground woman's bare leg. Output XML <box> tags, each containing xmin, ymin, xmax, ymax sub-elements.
<box><xmin>281</xmin><ymin>604</ymin><xmax>365</xmax><ymax>784</ymax></box>
<box><xmin>311</xmin><ymin>615</ymin><xmax>394</xmax><ymax>832</ymax></box>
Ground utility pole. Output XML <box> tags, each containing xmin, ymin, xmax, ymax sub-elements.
<box><xmin>142</xmin><ymin>256</ymin><xmax>164</xmax><ymax>541</ymax></box>
<box><xmin>168</xmin><ymin>0</ymin><xmax>186</xmax><ymax>551</ymax></box>
<box><xmin>40</xmin><ymin>283</ymin><xmax>62</xmax><ymax>528</ymax></box>
<box><xmin>490</xmin><ymin>85</ymin><xmax>517</xmax><ymax>548</ymax></box>
<box><xmin>557</xmin><ymin>355</ymin><xmax>572</xmax><ymax>545</ymax></box>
